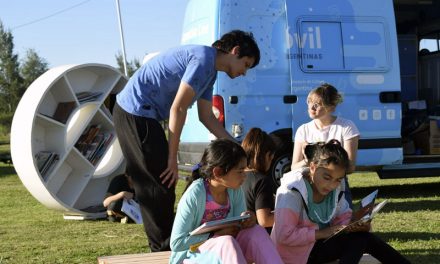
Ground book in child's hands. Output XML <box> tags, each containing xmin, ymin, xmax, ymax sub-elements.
<box><xmin>121</xmin><ymin>199</ymin><xmax>143</xmax><ymax>224</ymax></box>
<box><xmin>324</xmin><ymin>190</ymin><xmax>388</xmax><ymax>242</ymax></box>
<box><xmin>190</xmin><ymin>215</ymin><xmax>250</xmax><ymax>236</ymax></box>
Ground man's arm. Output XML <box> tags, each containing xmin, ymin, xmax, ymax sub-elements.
<box><xmin>197</xmin><ymin>98</ymin><xmax>234</xmax><ymax>141</ymax></box>
<box><xmin>160</xmin><ymin>81</ymin><xmax>195</xmax><ymax>188</ymax></box>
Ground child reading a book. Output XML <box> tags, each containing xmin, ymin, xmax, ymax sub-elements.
<box><xmin>241</xmin><ymin>127</ymin><xmax>277</xmax><ymax>233</ymax></box>
<box><xmin>170</xmin><ymin>139</ymin><xmax>283</xmax><ymax>264</ymax></box>
<box><xmin>103</xmin><ymin>173</ymin><xmax>135</xmax><ymax>223</ymax></box>
<box><xmin>272</xmin><ymin>140</ymin><xmax>410</xmax><ymax>264</ymax></box>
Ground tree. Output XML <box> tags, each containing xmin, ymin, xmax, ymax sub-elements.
<box><xmin>20</xmin><ymin>48</ymin><xmax>49</xmax><ymax>90</ymax></box>
<box><xmin>0</xmin><ymin>21</ymin><xmax>23</xmax><ymax>113</ymax></box>
<box><xmin>115</xmin><ymin>51</ymin><xmax>141</xmax><ymax>77</ymax></box>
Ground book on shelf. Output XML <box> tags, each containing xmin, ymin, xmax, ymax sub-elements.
<box><xmin>75</xmin><ymin>125</ymin><xmax>114</xmax><ymax>165</ymax></box>
<box><xmin>75</xmin><ymin>124</ymin><xmax>101</xmax><ymax>154</ymax></box>
<box><xmin>52</xmin><ymin>101</ymin><xmax>76</xmax><ymax>124</ymax></box>
<box><xmin>35</xmin><ymin>151</ymin><xmax>59</xmax><ymax>180</ymax></box>
<box><xmin>324</xmin><ymin>189</ymin><xmax>388</xmax><ymax>242</ymax></box>
<box><xmin>76</xmin><ymin>91</ymin><xmax>103</xmax><ymax>103</ymax></box>
<box><xmin>189</xmin><ymin>214</ymin><xmax>250</xmax><ymax>236</ymax></box>
<box><xmin>90</xmin><ymin>133</ymin><xmax>114</xmax><ymax>165</ymax></box>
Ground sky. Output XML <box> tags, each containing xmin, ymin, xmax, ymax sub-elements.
<box><xmin>0</xmin><ymin>0</ymin><xmax>188</xmax><ymax>68</ymax></box>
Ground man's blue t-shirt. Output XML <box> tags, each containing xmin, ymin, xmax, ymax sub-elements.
<box><xmin>117</xmin><ymin>45</ymin><xmax>217</xmax><ymax>121</ymax></box>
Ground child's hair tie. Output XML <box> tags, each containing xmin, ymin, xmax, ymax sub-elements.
<box><xmin>192</xmin><ymin>163</ymin><xmax>202</xmax><ymax>172</ymax></box>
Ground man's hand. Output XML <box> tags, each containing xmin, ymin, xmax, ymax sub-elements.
<box><xmin>159</xmin><ymin>158</ymin><xmax>179</xmax><ymax>188</ymax></box>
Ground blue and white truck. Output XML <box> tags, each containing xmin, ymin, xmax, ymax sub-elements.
<box><xmin>177</xmin><ymin>0</ymin><xmax>440</xmax><ymax>184</ymax></box>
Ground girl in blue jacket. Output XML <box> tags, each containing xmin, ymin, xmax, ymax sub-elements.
<box><xmin>170</xmin><ymin>139</ymin><xmax>283</xmax><ymax>264</ymax></box>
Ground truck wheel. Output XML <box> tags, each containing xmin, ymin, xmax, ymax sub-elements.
<box><xmin>270</xmin><ymin>149</ymin><xmax>292</xmax><ymax>188</ymax></box>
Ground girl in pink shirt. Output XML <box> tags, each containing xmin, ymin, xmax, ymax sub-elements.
<box><xmin>272</xmin><ymin>140</ymin><xmax>410</xmax><ymax>264</ymax></box>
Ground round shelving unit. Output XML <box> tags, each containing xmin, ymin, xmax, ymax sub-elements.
<box><xmin>11</xmin><ymin>63</ymin><xmax>128</xmax><ymax>218</ymax></box>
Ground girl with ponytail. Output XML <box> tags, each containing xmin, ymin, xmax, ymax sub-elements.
<box><xmin>272</xmin><ymin>140</ymin><xmax>410</xmax><ymax>264</ymax></box>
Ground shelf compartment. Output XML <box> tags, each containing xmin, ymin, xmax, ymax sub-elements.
<box><xmin>74</xmin><ymin>110</ymin><xmax>115</xmax><ymax>167</ymax></box>
<box><xmin>72</xmin><ymin>176</ymin><xmax>117</xmax><ymax>211</ymax></box>
<box><xmin>33</xmin><ymin>116</ymin><xmax>66</xmax><ymax>156</ymax></box>
<box><xmin>65</xmin><ymin>66</ymin><xmax>121</xmax><ymax>104</ymax></box>
<box><xmin>45</xmin><ymin>160</ymin><xmax>72</xmax><ymax>194</ymax></box>
<box><xmin>66</xmin><ymin>103</ymin><xmax>100</xmax><ymax>149</ymax></box>
<box><xmin>37</xmin><ymin>76</ymin><xmax>77</xmax><ymax>119</ymax></box>
<box><xmin>56</xmin><ymin>150</ymin><xmax>95</xmax><ymax>206</ymax></box>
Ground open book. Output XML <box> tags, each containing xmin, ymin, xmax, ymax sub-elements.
<box><xmin>121</xmin><ymin>199</ymin><xmax>143</xmax><ymax>224</ymax></box>
<box><xmin>324</xmin><ymin>190</ymin><xmax>388</xmax><ymax>242</ymax></box>
<box><xmin>190</xmin><ymin>215</ymin><xmax>250</xmax><ymax>236</ymax></box>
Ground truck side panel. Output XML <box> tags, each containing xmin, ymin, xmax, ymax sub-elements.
<box><xmin>286</xmin><ymin>0</ymin><xmax>402</xmax><ymax>165</ymax></box>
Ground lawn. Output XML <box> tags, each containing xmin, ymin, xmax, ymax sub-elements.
<box><xmin>0</xmin><ymin>165</ymin><xmax>439</xmax><ymax>263</ymax></box>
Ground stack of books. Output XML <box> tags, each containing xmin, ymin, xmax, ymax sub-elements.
<box><xmin>76</xmin><ymin>91</ymin><xmax>103</xmax><ymax>103</ymax></box>
<box><xmin>35</xmin><ymin>151</ymin><xmax>59</xmax><ymax>180</ymax></box>
<box><xmin>75</xmin><ymin>125</ymin><xmax>114</xmax><ymax>165</ymax></box>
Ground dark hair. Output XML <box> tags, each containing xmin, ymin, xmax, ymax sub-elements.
<box><xmin>212</xmin><ymin>30</ymin><xmax>260</xmax><ymax>68</ymax></box>
<box><xmin>308</xmin><ymin>83</ymin><xmax>343</xmax><ymax>108</ymax></box>
<box><xmin>185</xmin><ymin>138</ymin><xmax>247</xmax><ymax>191</ymax></box>
<box><xmin>241</xmin><ymin>127</ymin><xmax>276</xmax><ymax>173</ymax></box>
<box><xmin>304</xmin><ymin>139</ymin><xmax>350</xmax><ymax>171</ymax></box>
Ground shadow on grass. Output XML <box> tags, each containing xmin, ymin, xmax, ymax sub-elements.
<box><xmin>377</xmin><ymin>231</ymin><xmax>440</xmax><ymax>242</ymax></box>
<box><xmin>399</xmin><ymin>249</ymin><xmax>440</xmax><ymax>264</ymax></box>
<box><xmin>382</xmin><ymin>199</ymin><xmax>440</xmax><ymax>213</ymax></box>
<box><xmin>376</xmin><ymin>232</ymin><xmax>440</xmax><ymax>263</ymax></box>
<box><xmin>351</xmin><ymin>181</ymin><xmax>440</xmax><ymax>200</ymax></box>
<box><xmin>0</xmin><ymin>165</ymin><xmax>16</xmax><ymax>178</ymax></box>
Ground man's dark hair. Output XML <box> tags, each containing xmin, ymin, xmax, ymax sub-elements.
<box><xmin>212</xmin><ymin>30</ymin><xmax>260</xmax><ymax>68</ymax></box>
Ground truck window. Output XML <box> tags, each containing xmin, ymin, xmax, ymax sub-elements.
<box><xmin>419</xmin><ymin>32</ymin><xmax>440</xmax><ymax>53</ymax></box>
<box><xmin>298</xmin><ymin>19</ymin><xmax>390</xmax><ymax>72</ymax></box>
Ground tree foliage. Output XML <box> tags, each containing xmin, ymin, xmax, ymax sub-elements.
<box><xmin>0</xmin><ymin>21</ymin><xmax>49</xmax><ymax>115</ymax></box>
<box><xmin>0</xmin><ymin>21</ymin><xmax>23</xmax><ymax>113</ymax></box>
<box><xmin>115</xmin><ymin>51</ymin><xmax>141</xmax><ymax>77</ymax></box>
<box><xmin>20</xmin><ymin>48</ymin><xmax>49</xmax><ymax>90</ymax></box>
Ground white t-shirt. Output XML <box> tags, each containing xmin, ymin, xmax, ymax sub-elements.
<box><xmin>294</xmin><ymin>117</ymin><xmax>360</xmax><ymax>147</ymax></box>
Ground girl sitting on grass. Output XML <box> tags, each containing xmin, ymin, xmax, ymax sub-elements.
<box><xmin>241</xmin><ymin>127</ymin><xmax>277</xmax><ymax>233</ymax></box>
<box><xmin>272</xmin><ymin>140</ymin><xmax>410</xmax><ymax>264</ymax></box>
<box><xmin>170</xmin><ymin>139</ymin><xmax>283</xmax><ymax>264</ymax></box>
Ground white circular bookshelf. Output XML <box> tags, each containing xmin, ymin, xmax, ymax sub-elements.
<box><xmin>11</xmin><ymin>64</ymin><xmax>128</xmax><ymax>218</ymax></box>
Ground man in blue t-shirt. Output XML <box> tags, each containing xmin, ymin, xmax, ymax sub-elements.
<box><xmin>113</xmin><ymin>30</ymin><xmax>260</xmax><ymax>252</ymax></box>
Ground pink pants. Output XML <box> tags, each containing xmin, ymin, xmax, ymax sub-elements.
<box><xmin>184</xmin><ymin>225</ymin><xmax>283</xmax><ymax>264</ymax></box>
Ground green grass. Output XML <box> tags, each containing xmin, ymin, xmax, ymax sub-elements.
<box><xmin>0</xmin><ymin>167</ymin><xmax>186</xmax><ymax>264</ymax></box>
<box><xmin>0</xmin><ymin>167</ymin><xmax>439</xmax><ymax>263</ymax></box>
<box><xmin>349</xmin><ymin>172</ymin><xmax>440</xmax><ymax>263</ymax></box>
<box><xmin>0</xmin><ymin>134</ymin><xmax>10</xmax><ymax>157</ymax></box>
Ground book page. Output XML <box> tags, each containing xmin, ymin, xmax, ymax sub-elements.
<box><xmin>324</xmin><ymin>196</ymin><xmax>388</xmax><ymax>243</ymax></box>
<box><xmin>190</xmin><ymin>215</ymin><xmax>250</xmax><ymax>236</ymax></box>
<box><xmin>361</xmin><ymin>189</ymin><xmax>378</xmax><ymax>207</ymax></box>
